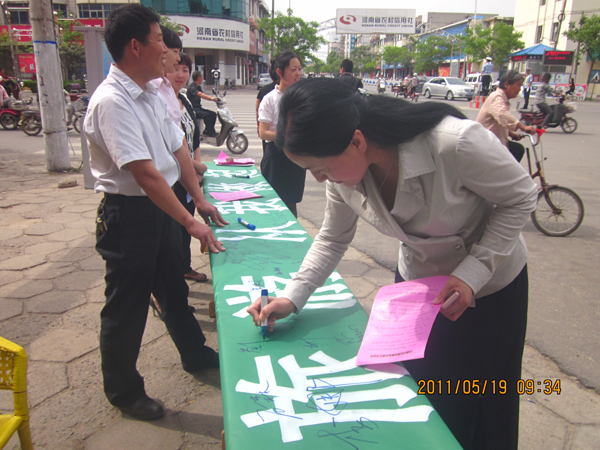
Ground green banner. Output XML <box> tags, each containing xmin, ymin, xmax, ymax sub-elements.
<box><xmin>204</xmin><ymin>163</ymin><xmax>460</xmax><ymax>449</ymax></box>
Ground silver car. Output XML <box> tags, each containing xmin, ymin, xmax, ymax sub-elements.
<box><xmin>257</xmin><ymin>73</ymin><xmax>272</xmax><ymax>90</ymax></box>
<box><xmin>422</xmin><ymin>77</ymin><xmax>474</xmax><ymax>101</ymax></box>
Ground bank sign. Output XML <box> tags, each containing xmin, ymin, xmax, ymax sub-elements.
<box><xmin>336</xmin><ymin>9</ymin><xmax>416</xmax><ymax>34</ymax></box>
<box><xmin>172</xmin><ymin>16</ymin><xmax>249</xmax><ymax>51</ymax></box>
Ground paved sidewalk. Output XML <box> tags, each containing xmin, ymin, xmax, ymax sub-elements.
<box><xmin>1</xmin><ymin>161</ymin><xmax>599</xmax><ymax>449</ymax></box>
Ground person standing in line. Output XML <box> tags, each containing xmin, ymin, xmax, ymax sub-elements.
<box><xmin>84</xmin><ymin>4</ymin><xmax>227</xmax><ymax>421</ymax></box>
<box><xmin>481</xmin><ymin>56</ymin><xmax>494</xmax><ymax>96</ymax></box>
<box><xmin>255</xmin><ymin>59</ymin><xmax>278</xmax><ymax>146</ymax></box>
<box><xmin>522</xmin><ymin>68</ymin><xmax>533</xmax><ymax>109</ymax></box>
<box><xmin>151</xmin><ymin>28</ymin><xmax>209</xmax><ymax>285</ymax></box>
<box><xmin>187</xmin><ymin>71</ymin><xmax>219</xmax><ymax>137</ymax></box>
<box><xmin>257</xmin><ymin>51</ymin><xmax>305</xmax><ymax>217</ymax></box>
<box><xmin>477</xmin><ymin>70</ymin><xmax>536</xmax><ymax>162</ymax></box>
<box><xmin>339</xmin><ymin>59</ymin><xmax>363</xmax><ymax>91</ymax></box>
<box><xmin>249</xmin><ymin>78</ymin><xmax>538</xmax><ymax>450</ymax></box>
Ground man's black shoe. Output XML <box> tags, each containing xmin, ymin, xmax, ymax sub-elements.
<box><xmin>118</xmin><ymin>394</ymin><xmax>164</xmax><ymax>421</ymax></box>
<box><xmin>182</xmin><ymin>346</ymin><xmax>220</xmax><ymax>373</ymax></box>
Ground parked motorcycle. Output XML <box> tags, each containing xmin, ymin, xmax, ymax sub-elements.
<box><xmin>198</xmin><ymin>89</ymin><xmax>248</xmax><ymax>154</ymax></box>
<box><xmin>520</xmin><ymin>98</ymin><xmax>577</xmax><ymax>134</ymax></box>
<box><xmin>0</xmin><ymin>97</ymin><xmax>33</xmax><ymax>130</ymax></box>
<box><xmin>224</xmin><ymin>77</ymin><xmax>237</xmax><ymax>91</ymax></box>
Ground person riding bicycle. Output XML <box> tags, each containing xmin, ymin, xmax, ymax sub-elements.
<box><xmin>535</xmin><ymin>73</ymin><xmax>558</xmax><ymax>128</ymax></box>
<box><xmin>565</xmin><ymin>78</ymin><xmax>575</xmax><ymax>97</ymax></box>
<box><xmin>410</xmin><ymin>73</ymin><xmax>419</xmax><ymax>95</ymax></box>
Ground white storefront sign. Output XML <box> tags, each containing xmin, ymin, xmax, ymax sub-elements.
<box><xmin>336</xmin><ymin>9</ymin><xmax>416</xmax><ymax>34</ymax></box>
<box><xmin>172</xmin><ymin>15</ymin><xmax>250</xmax><ymax>51</ymax></box>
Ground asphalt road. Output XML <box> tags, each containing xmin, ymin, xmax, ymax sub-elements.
<box><xmin>3</xmin><ymin>86</ymin><xmax>599</xmax><ymax>394</ymax></box>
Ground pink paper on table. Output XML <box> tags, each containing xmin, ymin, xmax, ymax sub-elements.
<box><xmin>216</xmin><ymin>151</ymin><xmax>254</xmax><ymax>165</ymax></box>
<box><xmin>355</xmin><ymin>276</ymin><xmax>449</xmax><ymax>366</ymax></box>
<box><xmin>209</xmin><ymin>191</ymin><xmax>263</xmax><ymax>202</ymax></box>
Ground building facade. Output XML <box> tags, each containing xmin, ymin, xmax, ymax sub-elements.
<box><xmin>513</xmin><ymin>0</ymin><xmax>600</xmax><ymax>89</ymax></box>
<box><xmin>1</xmin><ymin>0</ymin><xmax>270</xmax><ymax>84</ymax></box>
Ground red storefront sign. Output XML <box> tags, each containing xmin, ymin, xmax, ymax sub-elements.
<box><xmin>18</xmin><ymin>54</ymin><xmax>36</xmax><ymax>74</ymax></box>
<box><xmin>0</xmin><ymin>25</ymin><xmax>32</xmax><ymax>43</ymax></box>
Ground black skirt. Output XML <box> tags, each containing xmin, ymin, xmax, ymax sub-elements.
<box><xmin>261</xmin><ymin>141</ymin><xmax>306</xmax><ymax>205</ymax></box>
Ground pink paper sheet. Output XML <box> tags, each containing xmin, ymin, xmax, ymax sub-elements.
<box><xmin>216</xmin><ymin>151</ymin><xmax>254</xmax><ymax>165</ymax></box>
<box><xmin>355</xmin><ymin>276</ymin><xmax>448</xmax><ymax>366</ymax></box>
<box><xmin>209</xmin><ymin>191</ymin><xmax>263</xmax><ymax>202</ymax></box>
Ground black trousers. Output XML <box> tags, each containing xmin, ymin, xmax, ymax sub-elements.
<box><xmin>173</xmin><ymin>181</ymin><xmax>195</xmax><ymax>274</ymax></box>
<box><xmin>522</xmin><ymin>88</ymin><xmax>531</xmax><ymax>109</ymax></box>
<box><xmin>261</xmin><ymin>141</ymin><xmax>306</xmax><ymax>216</ymax></box>
<box><xmin>481</xmin><ymin>74</ymin><xmax>492</xmax><ymax>96</ymax></box>
<box><xmin>537</xmin><ymin>102</ymin><xmax>552</xmax><ymax>127</ymax></box>
<box><xmin>194</xmin><ymin>107</ymin><xmax>217</xmax><ymax>135</ymax></box>
<box><xmin>396</xmin><ymin>266</ymin><xmax>529</xmax><ymax>450</ymax></box>
<box><xmin>96</xmin><ymin>194</ymin><xmax>209</xmax><ymax>407</ymax></box>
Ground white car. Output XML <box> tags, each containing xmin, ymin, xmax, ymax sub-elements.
<box><xmin>257</xmin><ymin>73</ymin><xmax>272</xmax><ymax>90</ymax></box>
<box><xmin>422</xmin><ymin>77</ymin><xmax>474</xmax><ymax>101</ymax></box>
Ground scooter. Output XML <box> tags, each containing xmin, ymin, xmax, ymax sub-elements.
<box><xmin>224</xmin><ymin>77</ymin><xmax>237</xmax><ymax>91</ymax></box>
<box><xmin>377</xmin><ymin>80</ymin><xmax>386</xmax><ymax>94</ymax></box>
<box><xmin>0</xmin><ymin>97</ymin><xmax>33</xmax><ymax>130</ymax></box>
<box><xmin>404</xmin><ymin>88</ymin><xmax>419</xmax><ymax>102</ymax></box>
<box><xmin>198</xmin><ymin>89</ymin><xmax>248</xmax><ymax>154</ymax></box>
<box><xmin>519</xmin><ymin>96</ymin><xmax>577</xmax><ymax>134</ymax></box>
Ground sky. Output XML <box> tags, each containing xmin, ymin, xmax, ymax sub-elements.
<box><xmin>268</xmin><ymin>0</ymin><xmax>518</xmax><ymax>60</ymax></box>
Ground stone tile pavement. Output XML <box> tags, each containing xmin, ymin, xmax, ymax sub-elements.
<box><xmin>1</xmin><ymin>165</ymin><xmax>599</xmax><ymax>449</ymax></box>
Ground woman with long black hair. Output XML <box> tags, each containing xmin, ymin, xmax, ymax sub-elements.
<box><xmin>248</xmin><ymin>78</ymin><xmax>538</xmax><ymax>450</ymax></box>
<box><xmin>257</xmin><ymin>51</ymin><xmax>305</xmax><ymax>217</ymax></box>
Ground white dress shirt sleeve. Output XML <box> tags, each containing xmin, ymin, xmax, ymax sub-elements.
<box><xmin>94</xmin><ymin>96</ymin><xmax>152</xmax><ymax>169</ymax></box>
<box><xmin>281</xmin><ymin>181</ymin><xmax>360</xmax><ymax>312</ymax></box>
<box><xmin>451</xmin><ymin>122</ymin><xmax>538</xmax><ymax>294</ymax></box>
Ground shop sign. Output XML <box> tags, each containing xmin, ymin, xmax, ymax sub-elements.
<box><xmin>249</xmin><ymin>30</ymin><xmax>256</xmax><ymax>55</ymax></box>
<box><xmin>173</xmin><ymin>15</ymin><xmax>250</xmax><ymax>51</ymax></box>
<box><xmin>18</xmin><ymin>54</ymin><xmax>36</xmax><ymax>74</ymax></box>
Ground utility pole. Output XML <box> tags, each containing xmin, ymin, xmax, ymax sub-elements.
<box><xmin>29</xmin><ymin>0</ymin><xmax>70</xmax><ymax>172</ymax></box>
<box><xmin>553</xmin><ymin>0</ymin><xmax>567</xmax><ymax>50</ymax></box>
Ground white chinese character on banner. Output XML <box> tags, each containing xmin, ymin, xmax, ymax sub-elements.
<box><xmin>215</xmin><ymin>198</ymin><xmax>287</xmax><ymax>215</ymax></box>
<box><xmin>236</xmin><ymin>351</ymin><xmax>434</xmax><ymax>443</ymax></box>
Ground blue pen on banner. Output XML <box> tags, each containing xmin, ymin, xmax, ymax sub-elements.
<box><xmin>238</xmin><ymin>217</ymin><xmax>256</xmax><ymax>230</ymax></box>
<box><xmin>261</xmin><ymin>289</ymin><xmax>269</xmax><ymax>339</ymax></box>
<box><xmin>232</xmin><ymin>174</ymin><xmax>250</xmax><ymax>178</ymax></box>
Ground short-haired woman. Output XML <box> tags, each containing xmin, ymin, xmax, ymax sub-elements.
<box><xmin>249</xmin><ymin>78</ymin><xmax>538</xmax><ymax>450</ymax></box>
<box><xmin>477</xmin><ymin>69</ymin><xmax>536</xmax><ymax>161</ymax></box>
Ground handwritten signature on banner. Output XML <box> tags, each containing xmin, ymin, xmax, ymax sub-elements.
<box><xmin>236</xmin><ymin>351</ymin><xmax>433</xmax><ymax>443</ymax></box>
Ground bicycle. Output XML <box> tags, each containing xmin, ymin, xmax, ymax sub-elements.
<box><xmin>520</xmin><ymin>129</ymin><xmax>584</xmax><ymax>236</ymax></box>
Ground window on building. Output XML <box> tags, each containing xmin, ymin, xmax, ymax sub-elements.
<box><xmin>9</xmin><ymin>9</ymin><xmax>29</xmax><ymax>24</ymax></box>
<box><xmin>78</xmin><ymin>4</ymin><xmax>122</xmax><ymax>19</ymax></box>
<box><xmin>540</xmin><ymin>0</ymin><xmax>546</xmax><ymax>5</ymax></box>
<box><xmin>53</xmin><ymin>3</ymin><xmax>68</xmax><ymax>18</ymax></box>
<box><xmin>551</xmin><ymin>22</ymin><xmax>560</xmax><ymax>42</ymax></box>
<box><xmin>536</xmin><ymin>25</ymin><xmax>543</xmax><ymax>43</ymax></box>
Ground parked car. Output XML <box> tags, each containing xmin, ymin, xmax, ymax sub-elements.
<box><xmin>422</xmin><ymin>77</ymin><xmax>474</xmax><ymax>101</ymax></box>
<box><xmin>257</xmin><ymin>73</ymin><xmax>272</xmax><ymax>89</ymax></box>
<box><xmin>464</xmin><ymin>72</ymin><xmax>500</xmax><ymax>95</ymax></box>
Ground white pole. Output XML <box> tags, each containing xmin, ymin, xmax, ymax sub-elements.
<box><xmin>29</xmin><ymin>0</ymin><xmax>70</xmax><ymax>171</ymax></box>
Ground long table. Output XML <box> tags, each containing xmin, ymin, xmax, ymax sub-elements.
<box><xmin>204</xmin><ymin>162</ymin><xmax>461</xmax><ymax>449</ymax></box>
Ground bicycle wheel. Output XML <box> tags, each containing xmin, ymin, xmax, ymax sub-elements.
<box><xmin>561</xmin><ymin>117</ymin><xmax>577</xmax><ymax>134</ymax></box>
<box><xmin>531</xmin><ymin>186</ymin><xmax>584</xmax><ymax>237</ymax></box>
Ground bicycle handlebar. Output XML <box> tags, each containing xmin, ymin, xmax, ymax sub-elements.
<box><xmin>519</xmin><ymin>128</ymin><xmax>545</xmax><ymax>146</ymax></box>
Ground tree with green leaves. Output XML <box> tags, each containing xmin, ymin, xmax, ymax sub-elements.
<box><xmin>160</xmin><ymin>16</ymin><xmax>185</xmax><ymax>36</ymax></box>
<box><xmin>383</xmin><ymin>45</ymin><xmax>412</xmax><ymax>74</ymax></box>
<box><xmin>351</xmin><ymin>45</ymin><xmax>378</xmax><ymax>76</ymax></box>
<box><xmin>463</xmin><ymin>22</ymin><xmax>524</xmax><ymax>68</ymax></box>
<box><xmin>564</xmin><ymin>14</ymin><xmax>600</xmax><ymax>97</ymax></box>
<box><xmin>414</xmin><ymin>35</ymin><xmax>451</xmax><ymax>74</ymax></box>
<box><xmin>258</xmin><ymin>9</ymin><xmax>326</xmax><ymax>65</ymax></box>
<box><xmin>56</xmin><ymin>16</ymin><xmax>86</xmax><ymax>80</ymax></box>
